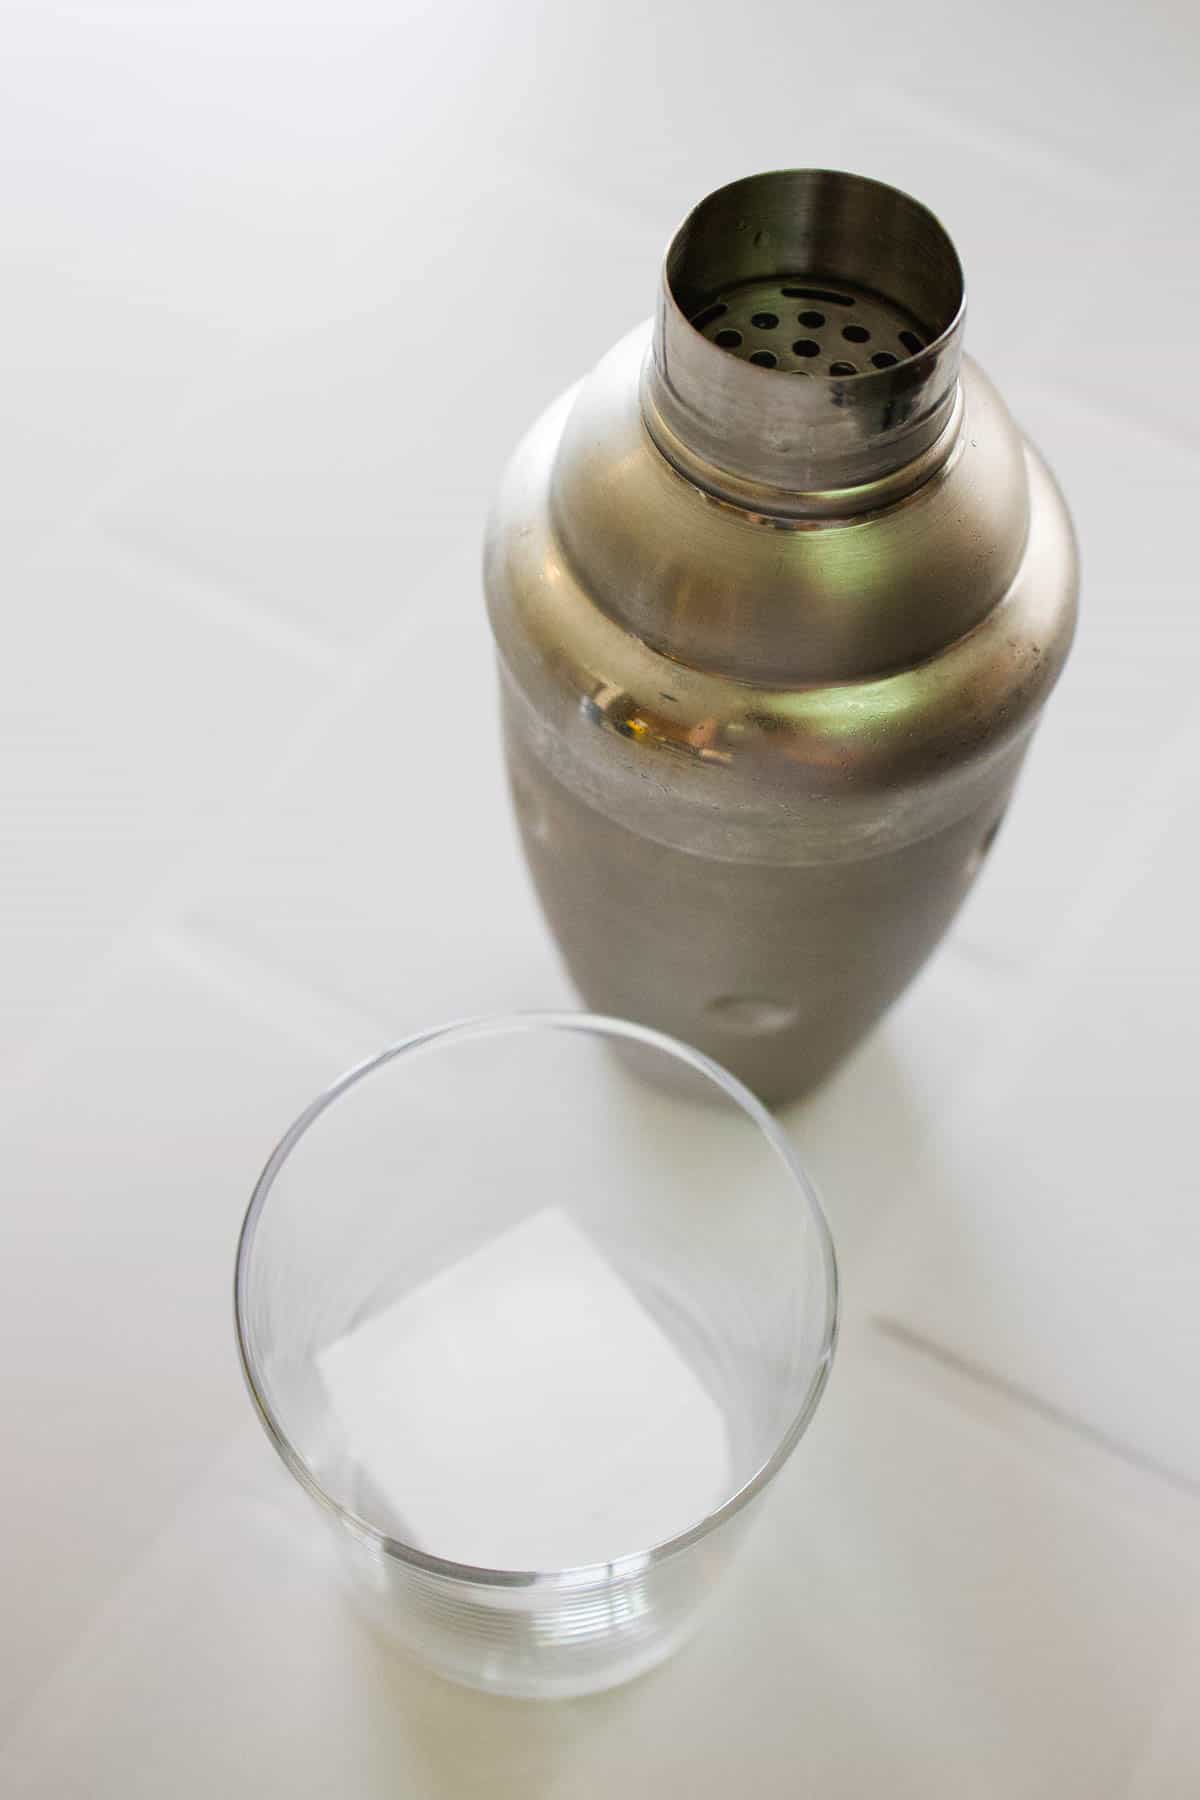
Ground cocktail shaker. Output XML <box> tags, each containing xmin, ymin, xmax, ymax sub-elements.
<box><xmin>485</xmin><ymin>170</ymin><xmax>1077</xmax><ymax>1103</ymax></box>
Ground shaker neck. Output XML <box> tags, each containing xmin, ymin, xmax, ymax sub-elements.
<box><xmin>641</xmin><ymin>170</ymin><xmax>966</xmax><ymax>507</ymax></box>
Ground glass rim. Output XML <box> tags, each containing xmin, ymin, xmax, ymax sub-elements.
<box><xmin>234</xmin><ymin>1010</ymin><xmax>839</xmax><ymax>1590</ymax></box>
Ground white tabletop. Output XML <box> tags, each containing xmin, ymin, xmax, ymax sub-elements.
<box><xmin>2</xmin><ymin>2</ymin><xmax>1199</xmax><ymax>1792</ymax></box>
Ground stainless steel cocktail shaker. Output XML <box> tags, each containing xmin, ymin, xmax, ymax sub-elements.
<box><xmin>485</xmin><ymin>170</ymin><xmax>1078</xmax><ymax>1103</ymax></box>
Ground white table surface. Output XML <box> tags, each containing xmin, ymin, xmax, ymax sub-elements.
<box><xmin>2</xmin><ymin>2</ymin><xmax>1199</xmax><ymax>1792</ymax></box>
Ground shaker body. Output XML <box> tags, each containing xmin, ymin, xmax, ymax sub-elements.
<box><xmin>486</xmin><ymin>174</ymin><xmax>1078</xmax><ymax>1102</ymax></box>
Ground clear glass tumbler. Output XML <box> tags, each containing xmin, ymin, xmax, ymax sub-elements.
<box><xmin>235</xmin><ymin>1014</ymin><xmax>837</xmax><ymax>1699</ymax></box>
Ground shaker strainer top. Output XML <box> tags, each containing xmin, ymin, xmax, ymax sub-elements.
<box><xmin>647</xmin><ymin>169</ymin><xmax>966</xmax><ymax>492</ymax></box>
<box><xmin>691</xmin><ymin>278</ymin><xmax>930</xmax><ymax>376</ymax></box>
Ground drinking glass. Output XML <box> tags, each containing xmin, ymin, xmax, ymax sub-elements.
<box><xmin>235</xmin><ymin>1013</ymin><xmax>837</xmax><ymax>1698</ymax></box>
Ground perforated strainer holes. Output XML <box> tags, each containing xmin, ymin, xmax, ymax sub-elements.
<box><xmin>691</xmin><ymin>277</ymin><xmax>931</xmax><ymax>372</ymax></box>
